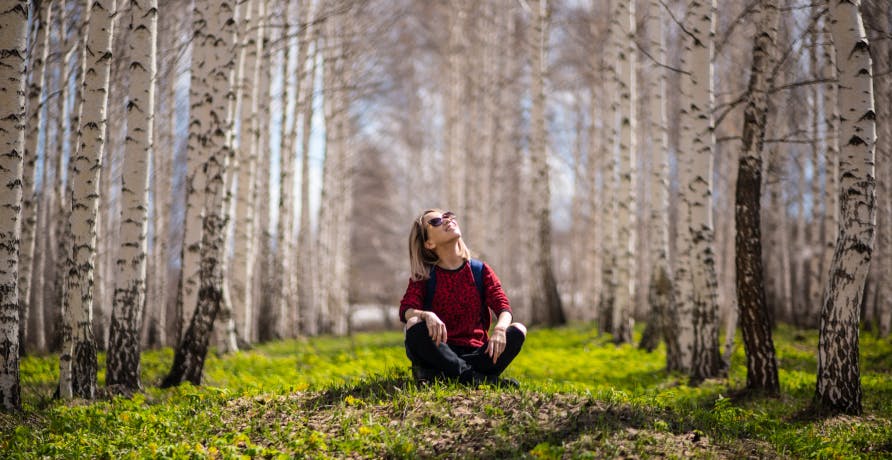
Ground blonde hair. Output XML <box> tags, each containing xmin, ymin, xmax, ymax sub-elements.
<box><xmin>408</xmin><ymin>208</ymin><xmax>472</xmax><ymax>281</ymax></box>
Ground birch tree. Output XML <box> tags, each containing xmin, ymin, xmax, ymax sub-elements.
<box><xmin>177</xmin><ymin>5</ymin><xmax>210</xmax><ymax>345</ymax></box>
<box><xmin>163</xmin><ymin>0</ymin><xmax>238</xmax><ymax>387</ymax></box>
<box><xmin>232</xmin><ymin>0</ymin><xmax>262</xmax><ymax>344</ymax></box>
<box><xmin>296</xmin><ymin>25</ymin><xmax>318</xmax><ymax>337</ymax></box>
<box><xmin>598</xmin><ymin>0</ymin><xmax>618</xmax><ymax>333</ymax></box>
<box><xmin>60</xmin><ymin>0</ymin><xmax>117</xmax><ymax>400</ymax></box>
<box><xmin>0</xmin><ymin>0</ymin><xmax>28</xmax><ymax>413</ymax></box>
<box><xmin>443</xmin><ymin>0</ymin><xmax>467</xmax><ymax>212</ymax></box>
<box><xmin>640</xmin><ymin>0</ymin><xmax>673</xmax><ymax>354</ymax></box>
<box><xmin>528</xmin><ymin>0</ymin><xmax>564</xmax><ymax>326</ymax></box>
<box><xmin>107</xmin><ymin>0</ymin><xmax>157</xmax><ymax>391</ymax></box>
<box><xmin>735</xmin><ymin>0</ymin><xmax>780</xmax><ymax>396</ymax></box>
<box><xmin>815</xmin><ymin>0</ymin><xmax>877</xmax><ymax>415</ymax></box>
<box><xmin>20</xmin><ymin>0</ymin><xmax>52</xmax><ymax>354</ymax></box>
<box><xmin>275</xmin><ymin>3</ymin><xmax>294</xmax><ymax>339</ymax></box>
<box><xmin>613</xmin><ymin>0</ymin><xmax>636</xmax><ymax>343</ymax></box>
<box><xmin>863</xmin><ymin>0</ymin><xmax>890</xmax><ymax>337</ymax></box>
<box><xmin>674</xmin><ymin>0</ymin><xmax>722</xmax><ymax>380</ymax></box>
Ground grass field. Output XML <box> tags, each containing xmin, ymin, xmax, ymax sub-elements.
<box><xmin>2</xmin><ymin>324</ymin><xmax>891</xmax><ymax>458</ymax></box>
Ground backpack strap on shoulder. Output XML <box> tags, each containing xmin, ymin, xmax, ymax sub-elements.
<box><xmin>470</xmin><ymin>259</ymin><xmax>492</xmax><ymax>327</ymax></box>
<box><xmin>469</xmin><ymin>258</ymin><xmax>485</xmax><ymax>303</ymax></box>
<box><xmin>423</xmin><ymin>265</ymin><xmax>437</xmax><ymax>311</ymax></box>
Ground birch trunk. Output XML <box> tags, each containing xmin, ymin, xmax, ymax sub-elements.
<box><xmin>640</xmin><ymin>0</ymin><xmax>673</xmax><ymax>353</ymax></box>
<box><xmin>20</xmin><ymin>0</ymin><xmax>52</xmax><ymax>354</ymax></box>
<box><xmin>329</xmin><ymin>3</ymin><xmax>353</xmax><ymax>336</ymax></box>
<box><xmin>316</xmin><ymin>8</ymin><xmax>336</xmax><ymax>335</ymax></box>
<box><xmin>55</xmin><ymin>0</ymin><xmax>77</xmax><ymax>357</ymax></box>
<box><xmin>806</xmin><ymin>15</ymin><xmax>824</xmax><ymax>324</ymax></box>
<box><xmin>144</xmin><ymin>0</ymin><xmax>180</xmax><ymax>349</ymax></box>
<box><xmin>275</xmin><ymin>5</ymin><xmax>293</xmax><ymax>339</ymax></box>
<box><xmin>284</xmin><ymin>0</ymin><xmax>313</xmax><ymax>336</ymax></box>
<box><xmin>254</xmin><ymin>9</ymin><xmax>273</xmax><ymax>341</ymax></box>
<box><xmin>866</xmin><ymin>3</ymin><xmax>891</xmax><ymax>338</ymax></box>
<box><xmin>815</xmin><ymin>0</ymin><xmax>877</xmax><ymax>415</ymax></box>
<box><xmin>528</xmin><ymin>0</ymin><xmax>564</xmax><ymax>327</ymax></box>
<box><xmin>586</xmin><ymin>84</ymin><xmax>603</xmax><ymax>324</ymax></box>
<box><xmin>296</xmin><ymin>33</ymin><xmax>317</xmax><ymax>336</ymax></box>
<box><xmin>598</xmin><ymin>0</ymin><xmax>618</xmax><ymax>334</ymax></box>
<box><xmin>672</xmin><ymin>5</ymin><xmax>697</xmax><ymax>373</ymax></box>
<box><xmin>232</xmin><ymin>0</ymin><xmax>261</xmax><ymax>345</ymax></box>
<box><xmin>676</xmin><ymin>0</ymin><xmax>721</xmax><ymax>381</ymax></box>
<box><xmin>613</xmin><ymin>0</ymin><xmax>636</xmax><ymax>343</ymax></box>
<box><xmin>819</xmin><ymin>17</ymin><xmax>840</xmax><ymax>330</ymax></box>
<box><xmin>162</xmin><ymin>0</ymin><xmax>238</xmax><ymax>387</ymax></box>
<box><xmin>569</xmin><ymin>100</ymin><xmax>585</xmax><ymax>316</ymax></box>
<box><xmin>60</xmin><ymin>0</ymin><xmax>117</xmax><ymax>400</ymax></box>
<box><xmin>443</xmin><ymin>0</ymin><xmax>466</xmax><ymax>212</ymax></box>
<box><xmin>30</xmin><ymin>180</ymin><xmax>50</xmax><ymax>352</ymax></box>
<box><xmin>735</xmin><ymin>0</ymin><xmax>780</xmax><ymax>396</ymax></box>
<box><xmin>107</xmin><ymin>0</ymin><xmax>157</xmax><ymax>391</ymax></box>
<box><xmin>0</xmin><ymin>0</ymin><xmax>28</xmax><ymax>412</ymax></box>
<box><xmin>177</xmin><ymin>4</ymin><xmax>210</xmax><ymax>344</ymax></box>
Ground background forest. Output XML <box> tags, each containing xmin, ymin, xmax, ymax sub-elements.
<box><xmin>0</xmin><ymin>0</ymin><xmax>891</xmax><ymax>430</ymax></box>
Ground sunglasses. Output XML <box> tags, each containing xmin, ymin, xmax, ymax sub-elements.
<box><xmin>426</xmin><ymin>211</ymin><xmax>456</xmax><ymax>228</ymax></box>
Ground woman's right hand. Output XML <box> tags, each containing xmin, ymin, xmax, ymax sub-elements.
<box><xmin>420</xmin><ymin>311</ymin><xmax>447</xmax><ymax>346</ymax></box>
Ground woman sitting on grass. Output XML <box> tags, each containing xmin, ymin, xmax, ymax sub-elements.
<box><xmin>399</xmin><ymin>208</ymin><xmax>526</xmax><ymax>386</ymax></box>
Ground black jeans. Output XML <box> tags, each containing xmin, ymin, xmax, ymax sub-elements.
<box><xmin>404</xmin><ymin>321</ymin><xmax>525</xmax><ymax>380</ymax></box>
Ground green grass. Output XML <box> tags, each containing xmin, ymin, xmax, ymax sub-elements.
<box><xmin>2</xmin><ymin>323</ymin><xmax>891</xmax><ymax>459</ymax></box>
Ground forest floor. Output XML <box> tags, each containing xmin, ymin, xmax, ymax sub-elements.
<box><xmin>3</xmin><ymin>323</ymin><xmax>892</xmax><ymax>458</ymax></box>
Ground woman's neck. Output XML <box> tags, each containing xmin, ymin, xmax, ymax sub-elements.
<box><xmin>435</xmin><ymin>241</ymin><xmax>465</xmax><ymax>270</ymax></box>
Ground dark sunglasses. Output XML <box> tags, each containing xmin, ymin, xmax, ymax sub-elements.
<box><xmin>426</xmin><ymin>211</ymin><xmax>456</xmax><ymax>228</ymax></box>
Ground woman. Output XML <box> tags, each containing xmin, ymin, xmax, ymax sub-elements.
<box><xmin>399</xmin><ymin>208</ymin><xmax>526</xmax><ymax>386</ymax></box>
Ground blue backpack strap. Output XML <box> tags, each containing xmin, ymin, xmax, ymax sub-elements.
<box><xmin>469</xmin><ymin>259</ymin><xmax>491</xmax><ymax>326</ymax></box>
<box><xmin>423</xmin><ymin>265</ymin><xmax>437</xmax><ymax>311</ymax></box>
<box><xmin>469</xmin><ymin>259</ymin><xmax>486</xmax><ymax>305</ymax></box>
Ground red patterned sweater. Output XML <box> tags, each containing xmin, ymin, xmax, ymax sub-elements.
<box><xmin>399</xmin><ymin>261</ymin><xmax>512</xmax><ymax>348</ymax></box>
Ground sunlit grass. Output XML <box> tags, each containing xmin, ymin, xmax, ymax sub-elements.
<box><xmin>3</xmin><ymin>323</ymin><xmax>891</xmax><ymax>458</ymax></box>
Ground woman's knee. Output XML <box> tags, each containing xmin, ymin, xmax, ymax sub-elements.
<box><xmin>406</xmin><ymin>316</ymin><xmax>423</xmax><ymax>329</ymax></box>
<box><xmin>405</xmin><ymin>318</ymin><xmax>428</xmax><ymax>342</ymax></box>
<box><xmin>509</xmin><ymin>322</ymin><xmax>527</xmax><ymax>337</ymax></box>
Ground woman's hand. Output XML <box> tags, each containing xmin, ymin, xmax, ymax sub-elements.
<box><xmin>421</xmin><ymin>311</ymin><xmax>448</xmax><ymax>346</ymax></box>
<box><xmin>486</xmin><ymin>327</ymin><xmax>507</xmax><ymax>363</ymax></box>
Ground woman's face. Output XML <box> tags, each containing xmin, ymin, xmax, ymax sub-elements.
<box><xmin>423</xmin><ymin>210</ymin><xmax>461</xmax><ymax>246</ymax></box>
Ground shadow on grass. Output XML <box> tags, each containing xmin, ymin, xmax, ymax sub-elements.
<box><xmin>301</xmin><ymin>373</ymin><xmax>415</xmax><ymax>409</ymax></box>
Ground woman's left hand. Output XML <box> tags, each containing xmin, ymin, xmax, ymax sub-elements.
<box><xmin>486</xmin><ymin>327</ymin><xmax>507</xmax><ymax>364</ymax></box>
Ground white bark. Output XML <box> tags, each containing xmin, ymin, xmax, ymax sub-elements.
<box><xmin>60</xmin><ymin>0</ymin><xmax>117</xmax><ymax>400</ymax></box>
<box><xmin>443</xmin><ymin>0</ymin><xmax>467</xmax><ymax>212</ymax></box>
<box><xmin>178</xmin><ymin>0</ymin><xmax>217</xmax><ymax>346</ymax></box>
<box><xmin>675</xmin><ymin>0</ymin><xmax>721</xmax><ymax>380</ymax></box>
<box><xmin>296</xmin><ymin>27</ymin><xmax>317</xmax><ymax>336</ymax></box>
<box><xmin>816</xmin><ymin>0</ymin><xmax>876</xmax><ymax>415</ymax></box>
<box><xmin>528</xmin><ymin>0</ymin><xmax>563</xmax><ymax>326</ymax></box>
<box><xmin>599</xmin><ymin>1</ymin><xmax>619</xmax><ymax>333</ymax></box>
<box><xmin>20</xmin><ymin>0</ymin><xmax>52</xmax><ymax>353</ymax></box>
<box><xmin>819</xmin><ymin>14</ymin><xmax>839</xmax><ymax>327</ymax></box>
<box><xmin>232</xmin><ymin>0</ymin><xmax>261</xmax><ymax>344</ymax></box>
<box><xmin>275</xmin><ymin>3</ymin><xmax>294</xmax><ymax>339</ymax></box>
<box><xmin>613</xmin><ymin>0</ymin><xmax>636</xmax><ymax>343</ymax></box>
<box><xmin>162</xmin><ymin>0</ymin><xmax>238</xmax><ymax>387</ymax></box>
<box><xmin>806</xmin><ymin>18</ymin><xmax>824</xmax><ymax>323</ymax></box>
<box><xmin>641</xmin><ymin>0</ymin><xmax>673</xmax><ymax>354</ymax></box>
<box><xmin>0</xmin><ymin>0</ymin><xmax>28</xmax><ymax>412</ymax></box>
<box><xmin>253</xmin><ymin>6</ymin><xmax>273</xmax><ymax>340</ymax></box>
<box><xmin>107</xmin><ymin>0</ymin><xmax>157</xmax><ymax>390</ymax></box>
